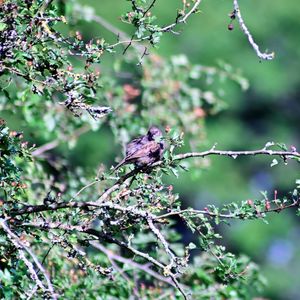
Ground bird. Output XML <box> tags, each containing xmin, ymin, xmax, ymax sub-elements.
<box><xmin>113</xmin><ymin>126</ymin><xmax>165</xmax><ymax>172</ymax></box>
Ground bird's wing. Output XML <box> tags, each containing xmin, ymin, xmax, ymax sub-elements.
<box><xmin>126</xmin><ymin>135</ymin><xmax>147</xmax><ymax>156</ymax></box>
<box><xmin>125</xmin><ymin>141</ymin><xmax>160</xmax><ymax>162</ymax></box>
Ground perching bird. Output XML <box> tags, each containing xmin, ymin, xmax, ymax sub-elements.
<box><xmin>113</xmin><ymin>126</ymin><xmax>165</xmax><ymax>171</ymax></box>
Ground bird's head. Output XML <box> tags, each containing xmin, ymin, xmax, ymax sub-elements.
<box><xmin>147</xmin><ymin>126</ymin><xmax>162</xmax><ymax>141</ymax></box>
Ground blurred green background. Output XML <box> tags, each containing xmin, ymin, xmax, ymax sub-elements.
<box><xmin>5</xmin><ymin>0</ymin><xmax>299</xmax><ymax>298</ymax></box>
<box><xmin>75</xmin><ymin>1</ymin><xmax>300</xmax><ymax>298</ymax></box>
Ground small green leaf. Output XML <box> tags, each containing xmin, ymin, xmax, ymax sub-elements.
<box><xmin>270</xmin><ymin>158</ymin><xmax>278</xmax><ymax>167</ymax></box>
<box><xmin>170</xmin><ymin>167</ymin><xmax>179</xmax><ymax>178</ymax></box>
<box><xmin>0</xmin><ymin>22</ymin><xmax>7</xmax><ymax>31</ymax></box>
<box><xmin>187</xmin><ymin>242</ymin><xmax>197</xmax><ymax>250</ymax></box>
<box><xmin>277</xmin><ymin>143</ymin><xmax>287</xmax><ymax>151</ymax></box>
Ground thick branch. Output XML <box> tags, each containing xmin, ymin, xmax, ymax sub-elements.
<box><xmin>11</xmin><ymin>200</ymin><xmax>153</xmax><ymax>218</ymax></box>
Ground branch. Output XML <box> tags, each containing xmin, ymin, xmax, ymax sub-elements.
<box><xmin>90</xmin><ymin>14</ymin><xmax>145</xmax><ymax>54</ymax></box>
<box><xmin>147</xmin><ymin>219</ymin><xmax>177</xmax><ymax>266</ymax></box>
<box><xmin>91</xmin><ymin>15</ymin><xmax>129</xmax><ymax>41</ymax></box>
<box><xmin>32</xmin><ymin>125</ymin><xmax>90</xmax><ymax>157</ymax></box>
<box><xmin>95</xmin><ymin>166</ymin><xmax>143</xmax><ymax>204</ymax></box>
<box><xmin>90</xmin><ymin>241</ymin><xmax>177</xmax><ymax>288</ymax></box>
<box><xmin>0</xmin><ymin>219</ymin><xmax>57</xmax><ymax>299</ymax></box>
<box><xmin>11</xmin><ymin>144</ymin><xmax>299</xmax><ymax>217</ymax></box>
<box><xmin>151</xmin><ymin>145</ymin><xmax>300</xmax><ymax>169</ymax></box>
<box><xmin>108</xmin><ymin>0</ymin><xmax>202</xmax><ymax>51</ymax></box>
<box><xmin>143</xmin><ymin>0</ymin><xmax>157</xmax><ymax>17</ymax></box>
<box><xmin>38</xmin><ymin>0</ymin><xmax>54</xmax><ymax>15</ymax></box>
<box><xmin>155</xmin><ymin>198</ymin><xmax>300</xmax><ymax>221</ymax></box>
<box><xmin>173</xmin><ymin>148</ymin><xmax>299</xmax><ymax>161</ymax></box>
<box><xmin>11</xmin><ymin>200</ymin><xmax>155</xmax><ymax>219</ymax></box>
<box><xmin>13</xmin><ymin>184</ymin><xmax>299</xmax><ymax>222</ymax></box>
<box><xmin>160</xmin><ymin>0</ymin><xmax>202</xmax><ymax>33</ymax></box>
<box><xmin>21</xmin><ymin>220</ymin><xmax>188</xmax><ymax>299</ymax></box>
<box><xmin>147</xmin><ymin>220</ymin><xmax>189</xmax><ymax>299</ymax></box>
<box><xmin>233</xmin><ymin>0</ymin><xmax>275</xmax><ymax>60</ymax></box>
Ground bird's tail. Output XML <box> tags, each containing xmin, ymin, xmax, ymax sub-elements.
<box><xmin>111</xmin><ymin>159</ymin><xmax>126</xmax><ymax>174</ymax></box>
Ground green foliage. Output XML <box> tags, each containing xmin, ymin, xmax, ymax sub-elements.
<box><xmin>0</xmin><ymin>119</ymin><xmax>32</xmax><ymax>197</ymax></box>
<box><xmin>0</xmin><ymin>0</ymin><xmax>111</xmax><ymax>124</ymax></box>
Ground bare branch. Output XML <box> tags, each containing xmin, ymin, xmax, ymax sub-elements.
<box><xmin>32</xmin><ymin>125</ymin><xmax>90</xmax><ymax>157</ymax></box>
<box><xmin>143</xmin><ymin>0</ymin><xmax>157</xmax><ymax>17</ymax></box>
<box><xmin>233</xmin><ymin>0</ymin><xmax>275</xmax><ymax>60</ymax></box>
<box><xmin>160</xmin><ymin>0</ymin><xmax>202</xmax><ymax>32</ymax></box>
<box><xmin>153</xmin><ymin>146</ymin><xmax>300</xmax><ymax>168</ymax></box>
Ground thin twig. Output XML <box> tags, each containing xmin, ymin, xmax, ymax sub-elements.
<box><xmin>143</xmin><ymin>0</ymin><xmax>157</xmax><ymax>17</ymax></box>
<box><xmin>38</xmin><ymin>0</ymin><xmax>54</xmax><ymax>15</ymax></box>
<box><xmin>156</xmin><ymin>199</ymin><xmax>300</xmax><ymax>220</ymax></box>
<box><xmin>147</xmin><ymin>219</ymin><xmax>176</xmax><ymax>265</ymax></box>
<box><xmin>173</xmin><ymin>148</ymin><xmax>300</xmax><ymax>161</ymax></box>
<box><xmin>32</xmin><ymin>125</ymin><xmax>90</xmax><ymax>157</ymax></box>
<box><xmin>21</xmin><ymin>220</ymin><xmax>187</xmax><ymax>299</ymax></box>
<box><xmin>27</xmin><ymin>284</ymin><xmax>39</xmax><ymax>300</ymax></box>
<box><xmin>90</xmin><ymin>241</ymin><xmax>178</xmax><ymax>288</ymax></box>
<box><xmin>90</xmin><ymin>13</ymin><xmax>145</xmax><ymax>55</ymax></box>
<box><xmin>91</xmin><ymin>15</ymin><xmax>129</xmax><ymax>42</ymax></box>
<box><xmin>108</xmin><ymin>0</ymin><xmax>202</xmax><ymax>50</ymax></box>
<box><xmin>160</xmin><ymin>0</ymin><xmax>202</xmax><ymax>32</ymax></box>
<box><xmin>0</xmin><ymin>219</ymin><xmax>57</xmax><ymax>299</ymax></box>
<box><xmin>233</xmin><ymin>0</ymin><xmax>274</xmax><ymax>60</ymax></box>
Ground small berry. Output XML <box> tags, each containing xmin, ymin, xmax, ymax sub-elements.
<box><xmin>228</xmin><ymin>23</ymin><xmax>234</xmax><ymax>31</ymax></box>
<box><xmin>75</xmin><ymin>31</ymin><xmax>82</xmax><ymax>40</ymax></box>
<box><xmin>165</xmin><ymin>125</ymin><xmax>171</xmax><ymax>133</ymax></box>
<box><xmin>194</xmin><ymin>107</ymin><xmax>206</xmax><ymax>118</ymax></box>
<box><xmin>247</xmin><ymin>199</ymin><xmax>253</xmax><ymax>206</ymax></box>
<box><xmin>291</xmin><ymin>145</ymin><xmax>297</xmax><ymax>152</ymax></box>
